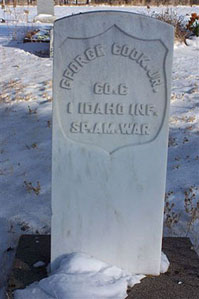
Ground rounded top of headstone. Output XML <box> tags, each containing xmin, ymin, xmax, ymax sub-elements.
<box><xmin>55</xmin><ymin>10</ymin><xmax>174</xmax><ymax>28</ymax></box>
<box><xmin>54</xmin><ymin>10</ymin><xmax>174</xmax><ymax>48</ymax></box>
<box><xmin>55</xmin><ymin>9</ymin><xmax>173</xmax><ymax>25</ymax></box>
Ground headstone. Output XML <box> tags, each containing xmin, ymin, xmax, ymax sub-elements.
<box><xmin>35</xmin><ymin>0</ymin><xmax>55</xmax><ymax>23</ymax></box>
<box><xmin>52</xmin><ymin>11</ymin><xmax>174</xmax><ymax>275</ymax></box>
<box><xmin>37</xmin><ymin>0</ymin><xmax>54</xmax><ymax>16</ymax></box>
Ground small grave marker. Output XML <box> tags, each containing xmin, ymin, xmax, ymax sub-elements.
<box><xmin>37</xmin><ymin>0</ymin><xmax>54</xmax><ymax>16</ymax></box>
<box><xmin>52</xmin><ymin>11</ymin><xmax>174</xmax><ymax>275</ymax></box>
<box><xmin>35</xmin><ymin>0</ymin><xmax>55</xmax><ymax>23</ymax></box>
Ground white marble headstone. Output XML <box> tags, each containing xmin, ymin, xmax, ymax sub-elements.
<box><xmin>52</xmin><ymin>11</ymin><xmax>174</xmax><ymax>275</ymax></box>
<box><xmin>37</xmin><ymin>0</ymin><xmax>54</xmax><ymax>16</ymax></box>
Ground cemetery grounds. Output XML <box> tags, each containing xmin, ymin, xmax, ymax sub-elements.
<box><xmin>0</xmin><ymin>4</ymin><xmax>199</xmax><ymax>299</ymax></box>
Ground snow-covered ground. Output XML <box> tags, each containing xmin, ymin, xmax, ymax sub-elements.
<box><xmin>14</xmin><ymin>252</ymin><xmax>169</xmax><ymax>299</ymax></box>
<box><xmin>0</xmin><ymin>4</ymin><xmax>199</xmax><ymax>299</ymax></box>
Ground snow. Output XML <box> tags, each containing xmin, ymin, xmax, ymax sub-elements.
<box><xmin>34</xmin><ymin>14</ymin><xmax>56</xmax><ymax>23</ymax></box>
<box><xmin>14</xmin><ymin>251</ymin><xmax>169</xmax><ymax>299</ymax></box>
<box><xmin>0</xmin><ymin>4</ymin><xmax>199</xmax><ymax>299</ymax></box>
<box><xmin>160</xmin><ymin>252</ymin><xmax>170</xmax><ymax>273</ymax></box>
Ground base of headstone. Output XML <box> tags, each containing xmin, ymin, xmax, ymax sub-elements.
<box><xmin>7</xmin><ymin>236</ymin><xmax>199</xmax><ymax>299</ymax></box>
<box><xmin>34</xmin><ymin>14</ymin><xmax>56</xmax><ymax>23</ymax></box>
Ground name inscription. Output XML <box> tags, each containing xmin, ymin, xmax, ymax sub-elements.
<box><xmin>60</xmin><ymin>43</ymin><xmax>162</xmax><ymax>93</ymax></box>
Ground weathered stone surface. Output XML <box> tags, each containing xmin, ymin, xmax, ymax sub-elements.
<box><xmin>52</xmin><ymin>11</ymin><xmax>174</xmax><ymax>275</ymax></box>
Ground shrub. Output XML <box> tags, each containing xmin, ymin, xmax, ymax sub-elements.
<box><xmin>151</xmin><ymin>8</ymin><xmax>188</xmax><ymax>43</ymax></box>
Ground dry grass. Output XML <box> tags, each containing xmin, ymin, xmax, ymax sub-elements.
<box><xmin>24</xmin><ymin>181</ymin><xmax>41</xmax><ymax>196</ymax></box>
<box><xmin>0</xmin><ymin>80</ymin><xmax>36</xmax><ymax>103</ymax></box>
<box><xmin>184</xmin><ymin>186</ymin><xmax>199</xmax><ymax>236</ymax></box>
<box><xmin>151</xmin><ymin>8</ymin><xmax>188</xmax><ymax>43</ymax></box>
<box><xmin>164</xmin><ymin>191</ymin><xmax>181</xmax><ymax>231</ymax></box>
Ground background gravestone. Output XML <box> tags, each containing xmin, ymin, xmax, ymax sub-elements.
<box><xmin>37</xmin><ymin>0</ymin><xmax>54</xmax><ymax>16</ymax></box>
<box><xmin>52</xmin><ymin>11</ymin><xmax>174</xmax><ymax>275</ymax></box>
